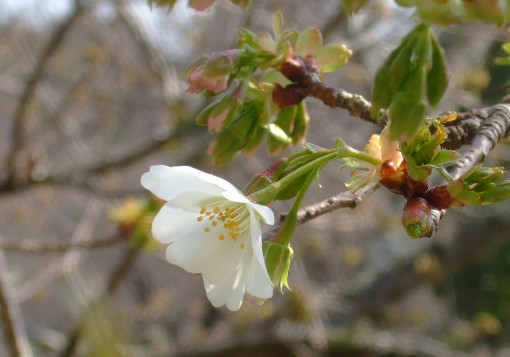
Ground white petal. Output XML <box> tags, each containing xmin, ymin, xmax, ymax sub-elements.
<box><xmin>246</xmin><ymin>209</ymin><xmax>273</xmax><ymax>298</ymax></box>
<box><xmin>187</xmin><ymin>231</ymin><xmax>245</xmax><ymax>285</ymax></box>
<box><xmin>165</xmin><ymin>234</ymin><xmax>206</xmax><ymax>270</ymax></box>
<box><xmin>248</xmin><ymin>209</ymin><xmax>270</xmax><ymax>270</ymax></box>
<box><xmin>222</xmin><ymin>189</ymin><xmax>250</xmax><ymax>204</ymax></box>
<box><xmin>152</xmin><ymin>203</ymin><xmax>203</xmax><ymax>244</ymax></box>
<box><xmin>248</xmin><ymin>202</ymin><xmax>274</xmax><ymax>225</ymax></box>
<box><xmin>246</xmin><ymin>256</ymin><xmax>274</xmax><ymax>299</ymax></box>
<box><xmin>223</xmin><ymin>189</ymin><xmax>274</xmax><ymax>225</ymax></box>
<box><xmin>203</xmin><ymin>257</ymin><xmax>249</xmax><ymax>311</ymax></box>
<box><xmin>191</xmin><ymin>167</ymin><xmax>241</xmax><ymax>194</ymax></box>
<box><xmin>141</xmin><ymin>165</ymin><xmax>225</xmax><ymax>201</ymax></box>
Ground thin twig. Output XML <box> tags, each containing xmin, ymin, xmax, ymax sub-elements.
<box><xmin>0</xmin><ymin>251</ymin><xmax>33</xmax><ymax>356</ymax></box>
<box><xmin>264</xmin><ymin>183</ymin><xmax>380</xmax><ymax>241</ymax></box>
<box><xmin>0</xmin><ymin>234</ymin><xmax>124</xmax><ymax>253</ymax></box>
<box><xmin>298</xmin><ymin>72</ymin><xmax>382</xmax><ymax>126</ymax></box>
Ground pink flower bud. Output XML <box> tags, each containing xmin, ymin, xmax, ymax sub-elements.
<box><xmin>185</xmin><ymin>50</ymin><xmax>240</xmax><ymax>94</ymax></box>
<box><xmin>401</xmin><ymin>197</ymin><xmax>432</xmax><ymax>239</ymax></box>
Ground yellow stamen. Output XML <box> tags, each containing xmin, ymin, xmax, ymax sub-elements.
<box><xmin>204</xmin><ymin>227</ymin><xmax>210</xmax><ymax>232</ymax></box>
<box><xmin>212</xmin><ymin>221</ymin><xmax>217</xmax><ymax>226</ymax></box>
<box><xmin>219</xmin><ymin>234</ymin><xmax>225</xmax><ymax>240</ymax></box>
<box><xmin>197</xmin><ymin>216</ymin><xmax>203</xmax><ymax>222</ymax></box>
<box><xmin>241</xmin><ymin>243</ymin><xmax>245</xmax><ymax>249</ymax></box>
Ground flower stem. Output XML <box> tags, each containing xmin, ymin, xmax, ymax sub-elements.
<box><xmin>273</xmin><ymin>171</ymin><xmax>316</xmax><ymax>245</ymax></box>
<box><xmin>250</xmin><ymin>151</ymin><xmax>337</xmax><ymax>204</ymax></box>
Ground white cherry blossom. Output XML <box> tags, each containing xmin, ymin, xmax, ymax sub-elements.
<box><xmin>141</xmin><ymin>165</ymin><xmax>274</xmax><ymax>311</ymax></box>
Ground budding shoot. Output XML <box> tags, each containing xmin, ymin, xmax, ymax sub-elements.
<box><xmin>401</xmin><ymin>197</ymin><xmax>432</xmax><ymax>239</ymax></box>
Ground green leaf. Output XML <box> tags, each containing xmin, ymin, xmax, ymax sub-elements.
<box><xmin>453</xmin><ymin>189</ymin><xmax>483</xmax><ymax>206</ymax></box>
<box><xmin>260</xmin><ymin>69</ymin><xmax>292</xmax><ymax>86</ymax></box>
<box><xmin>388</xmin><ymin>93</ymin><xmax>427</xmax><ymax>141</ymax></box>
<box><xmin>430</xmin><ymin>149</ymin><xmax>460</xmax><ymax>165</ymax></box>
<box><xmin>386</xmin><ymin>29</ymin><xmax>421</xmax><ymax>94</ymax></box>
<box><xmin>296</xmin><ymin>27</ymin><xmax>323</xmax><ymax>57</ymax></box>
<box><xmin>272</xmin><ymin>10</ymin><xmax>284</xmax><ymax>41</ymax></box>
<box><xmin>242</xmin><ymin>122</ymin><xmax>267</xmax><ymax>157</ymax></box>
<box><xmin>211</xmin><ymin>104</ymin><xmax>259</xmax><ymax>165</ymax></box>
<box><xmin>268</xmin><ymin>123</ymin><xmax>292</xmax><ymax>144</ymax></box>
<box><xmin>427</xmin><ymin>33</ymin><xmax>448</xmax><ymax>107</ymax></box>
<box><xmin>267</xmin><ymin>106</ymin><xmax>296</xmax><ymax>154</ymax></box>
<box><xmin>305</xmin><ymin>142</ymin><xmax>326</xmax><ymax>153</ymax></box>
<box><xmin>480</xmin><ymin>182</ymin><xmax>510</xmax><ymax>203</ymax></box>
<box><xmin>316</xmin><ymin>43</ymin><xmax>352</xmax><ymax>73</ymax></box>
<box><xmin>291</xmin><ymin>101</ymin><xmax>309</xmax><ymax>145</ymax></box>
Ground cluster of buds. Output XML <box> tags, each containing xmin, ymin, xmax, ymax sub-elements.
<box><xmin>185</xmin><ymin>11</ymin><xmax>351</xmax><ymax>165</ymax></box>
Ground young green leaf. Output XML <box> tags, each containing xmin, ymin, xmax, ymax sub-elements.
<box><xmin>427</xmin><ymin>34</ymin><xmax>449</xmax><ymax>107</ymax></box>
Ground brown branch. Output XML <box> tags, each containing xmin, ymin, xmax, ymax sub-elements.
<box><xmin>0</xmin><ymin>251</ymin><xmax>33</xmax><ymax>356</ymax></box>
<box><xmin>428</xmin><ymin>103</ymin><xmax>510</xmax><ymax>237</ymax></box>
<box><xmin>0</xmin><ymin>234</ymin><xmax>125</xmax><ymax>253</ymax></box>
<box><xmin>264</xmin><ymin>183</ymin><xmax>380</xmax><ymax>241</ymax></box>
<box><xmin>297</xmin><ymin>72</ymin><xmax>382</xmax><ymax>126</ymax></box>
<box><xmin>5</xmin><ymin>3</ymin><xmax>88</xmax><ymax>187</ymax></box>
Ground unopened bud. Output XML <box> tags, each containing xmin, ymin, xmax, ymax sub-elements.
<box><xmin>401</xmin><ymin>197</ymin><xmax>431</xmax><ymax>239</ymax></box>
<box><xmin>272</xmin><ymin>83</ymin><xmax>307</xmax><ymax>109</ymax></box>
<box><xmin>243</xmin><ymin>159</ymin><xmax>286</xmax><ymax>196</ymax></box>
<box><xmin>263</xmin><ymin>241</ymin><xmax>293</xmax><ymax>291</ymax></box>
<box><xmin>424</xmin><ymin>185</ymin><xmax>453</xmax><ymax>209</ymax></box>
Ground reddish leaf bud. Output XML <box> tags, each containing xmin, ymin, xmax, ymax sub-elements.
<box><xmin>380</xmin><ymin>159</ymin><xmax>406</xmax><ymax>195</ymax></box>
<box><xmin>406</xmin><ymin>177</ymin><xmax>428</xmax><ymax>197</ymax></box>
<box><xmin>424</xmin><ymin>185</ymin><xmax>453</xmax><ymax>209</ymax></box>
<box><xmin>280</xmin><ymin>56</ymin><xmax>307</xmax><ymax>82</ymax></box>
<box><xmin>272</xmin><ymin>84</ymin><xmax>307</xmax><ymax>109</ymax></box>
<box><xmin>401</xmin><ymin>197</ymin><xmax>432</xmax><ymax>239</ymax></box>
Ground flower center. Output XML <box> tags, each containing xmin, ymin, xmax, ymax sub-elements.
<box><xmin>196</xmin><ymin>201</ymin><xmax>249</xmax><ymax>249</ymax></box>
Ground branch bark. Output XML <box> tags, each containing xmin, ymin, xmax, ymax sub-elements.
<box><xmin>0</xmin><ymin>251</ymin><xmax>33</xmax><ymax>356</ymax></box>
<box><xmin>428</xmin><ymin>104</ymin><xmax>510</xmax><ymax>236</ymax></box>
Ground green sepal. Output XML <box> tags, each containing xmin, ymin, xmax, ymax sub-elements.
<box><xmin>263</xmin><ymin>241</ymin><xmax>294</xmax><ymax>291</ymax></box>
